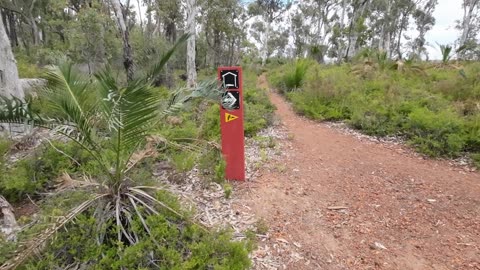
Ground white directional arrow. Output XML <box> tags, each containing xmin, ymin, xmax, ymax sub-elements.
<box><xmin>221</xmin><ymin>92</ymin><xmax>238</xmax><ymax>110</ymax></box>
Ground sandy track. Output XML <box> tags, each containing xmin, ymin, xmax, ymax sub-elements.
<box><xmin>236</xmin><ymin>75</ymin><xmax>480</xmax><ymax>270</ymax></box>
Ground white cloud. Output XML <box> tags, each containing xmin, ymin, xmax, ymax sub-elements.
<box><xmin>425</xmin><ymin>0</ymin><xmax>464</xmax><ymax>59</ymax></box>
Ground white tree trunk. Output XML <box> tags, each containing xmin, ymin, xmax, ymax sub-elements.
<box><xmin>459</xmin><ymin>0</ymin><xmax>478</xmax><ymax>47</ymax></box>
<box><xmin>261</xmin><ymin>20</ymin><xmax>271</xmax><ymax>66</ymax></box>
<box><xmin>110</xmin><ymin>0</ymin><xmax>134</xmax><ymax>81</ymax></box>
<box><xmin>186</xmin><ymin>0</ymin><xmax>197</xmax><ymax>88</ymax></box>
<box><xmin>337</xmin><ymin>0</ymin><xmax>347</xmax><ymax>63</ymax></box>
<box><xmin>0</xmin><ymin>12</ymin><xmax>23</xmax><ymax>99</ymax></box>
<box><xmin>346</xmin><ymin>2</ymin><xmax>368</xmax><ymax>59</ymax></box>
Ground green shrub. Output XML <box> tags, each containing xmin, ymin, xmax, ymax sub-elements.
<box><xmin>14</xmin><ymin>54</ymin><xmax>44</xmax><ymax>78</ymax></box>
<box><xmin>0</xmin><ymin>137</ymin><xmax>11</xmax><ymax>157</ymax></box>
<box><xmin>0</xmin><ymin>141</ymin><xmax>96</xmax><ymax>202</ymax></box>
<box><xmin>463</xmin><ymin>115</ymin><xmax>480</xmax><ymax>152</ymax></box>
<box><xmin>244</xmin><ymin>87</ymin><xmax>276</xmax><ymax>136</ymax></box>
<box><xmin>472</xmin><ymin>153</ymin><xmax>480</xmax><ymax>168</ymax></box>
<box><xmin>282</xmin><ymin>60</ymin><xmax>310</xmax><ymax>92</ymax></box>
<box><xmin>268</xmin><ymin>61</ymin><xmax>480</xmax><ymax>159</ymax></box>
<box><xmin>404</xmin><ymin>108</ymin><xmax>466</xmax><ymax>157</ymax></box>
<box><xmin>21</xmin><ymin>191</ymin><xmax>251</xmax><ymax>270</ymax></box>
<box><xmin>200</xmin><ymin>104</ymin><xmax>221</xmax><ymax>141</ymax></box>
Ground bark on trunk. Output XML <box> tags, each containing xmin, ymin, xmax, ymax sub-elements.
<box><xmin>0</xmin><ymin>195</ymin><xmax>19</xmax><ymax>242</ymax></box>
<box><xmin>261</xmin><ymin>19</ymin><xmax>271</xmax><ymax>66</ymax></box>
<box><xmin>186</xmin><ymin>0</ymin><xmax>197</xmax><ymax>88</ymax></box>
<box><xmin>0</xmin><ymin>12</ymin><xmax>23</xmax><ymax>99</ymax></box>
<box><xmin>29</xmin><ymin>16</ymin><xmax>40</xmax><ymax>45</ymax></box>
<box><xmin>7</xmin><ymin>11</ymin><xmax>18</xmax><ymax>47</ymax></box>
<box><xmin>336</xmin><ymin>0</ymin><xmax>347</xmax><ymax>63</ymax></box>
<box><xmin>458</xmin><ymin>0</ymin><xmax>480</xmax><ymax>59</ymax></box>
<box><xmin>346</xmin><ymin>0</ymin><xmax>369</xmax><ymax>60</ymax></box>
<box><xmin>110</xmin><ymin>0</ymin><xmax>134</xmax><ymax>82</ymax></box>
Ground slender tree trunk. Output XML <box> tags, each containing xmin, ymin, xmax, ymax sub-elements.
<box><xmin>213</xmin><ymin>31</ymin><xmax>221</xmax><ymax>67</ymax></box>
<box><xmin>1</xmin><ymin>10</ymin><xmax>8</xmax><ymax>37</ymax></box>
<box><xmin>29</xmin><ymin>16</ymin><xmax>40</xmax><ymax>45</ymax></box>
<box><xmin>459</xmin><ymin>0</ymin><xmax>480</xmax><ymax>59</ymax></box>
<box><xmin>110</xmin><ymin>0</ymin><xmax>134</xmax><ymax>81</ymax></box>
<box><xmin>460</xmin><ymin>0</ymin><xmax>474</xmax><ymax>47</ymax></box>
<box><xmin>186</xmin><ymin>0</ymin><xmax>197</xmax><ymax>88</ymax></box>
<box><xmin>346</xmin><ymin>0</ymin><xmax>369</xmax><ymax>60</ymax></box>
<box><xmin>261</xmin><ymin>18</ymin><xmax>271</xmax><ymax>66</ymax></box>
<box><xmin>337</xmin><ymin>0</ymin><xmax>347</xmax><ymax>63</ymax></box>
<box><xmin>0</xmin><ymin>12</ymin><xmax>23</xmax><ymax>99</ymax></box>
<box><xmin>7</xmin><ymin>11</ymin><xmax>18</xmax><ymax>47</ymax></box>
<box><xmin>137</xmin><ymin>0</ymin><xmax>143</xmax><ymax>32</ymax></box>
<box><xmin>145</xmin><ymin>0</ymin><xmax>153</xmax><ymax>38</ymax></box>
<box><xmin>27</xmin><ymin>0</ymin><xmax>40</xmax><ymax>45</ymax></box>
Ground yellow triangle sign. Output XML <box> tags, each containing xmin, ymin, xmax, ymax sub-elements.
<box><xmin>225</xmin><ymin>112</ymin><xmax>239</xmax><ymax>123</ymax></box>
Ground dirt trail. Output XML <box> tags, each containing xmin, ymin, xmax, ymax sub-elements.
<box><xmin>236</xmin><ymin>75</ymin><xmax>480</xmax><ymax>270</ymax></box>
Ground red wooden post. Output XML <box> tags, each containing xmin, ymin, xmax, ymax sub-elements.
<box><xmin>218</xmin><ymin>66</ymin><xmax>245</xmax><ymax>181</ymax></box>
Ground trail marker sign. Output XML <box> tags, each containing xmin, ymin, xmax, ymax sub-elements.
<box><xmin>218</xmin><ymin>67</ymin><xmax>245</xmax><ymax>181</ymax></box>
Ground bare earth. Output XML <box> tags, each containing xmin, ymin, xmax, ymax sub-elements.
<box><xmin>236</xmin><ymin>75</ymin><xmax>480</xmax><ymax>270</ymax></box>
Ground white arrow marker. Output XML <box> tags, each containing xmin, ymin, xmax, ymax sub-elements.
<box><xmin>221</xmin><ymin>92</ymin><xmax>237</xmax><ymax>110</ymax></box>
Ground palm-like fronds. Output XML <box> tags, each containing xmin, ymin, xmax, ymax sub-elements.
<box><xmin>0</xmin><ymin>35</ymin><xmax>224</xmax><ymax>269</ymax></box>
<box><xmin>439</xmin><ymin>44</ymin><xmax>453</xmax><ymax>64</ymax></box>
<box><xmin>143</xmin><ymin>34</ymin><xmax>190</xmax><ymax>84</ymax></box>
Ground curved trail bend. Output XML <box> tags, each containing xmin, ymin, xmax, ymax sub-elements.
<box><xmin>236</xmin><ymin>75</ymin><xmax>480</xmax><ymax>270</ymax></box>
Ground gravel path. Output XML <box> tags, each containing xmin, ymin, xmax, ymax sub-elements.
<box><xmin>235</xmin><ymin>75</ymin><xmax>480</xmax><ymax>270</ymax></box>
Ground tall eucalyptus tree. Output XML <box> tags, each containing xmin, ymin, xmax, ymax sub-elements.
<box><xmin>186</xmin><ymin>0</ymin><xmax>197</xmax><ymax>87</ymax></box>
<box><xmin>458</xmin><ymin>0</ymin><xmax>480</xmax><ymax>59</ymax></box>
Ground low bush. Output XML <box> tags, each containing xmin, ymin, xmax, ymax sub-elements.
<box><xmin>0</xmin><ymin>141</ymin><xmax>97</xmax><ymax>202</ymax></box>
<box><xmin>404</xmin><ymin>108</ymin><xmax>465</xmax><ymax>157</ymax></box>
<box><xmin>283</xmin><ymin>60</ymin><xmax>310</xmax><ymax>91</ymax></box>
<box><xmin>268</xmin><ymin>60</ymin><xmax>480</xmax><ymax>163</ymax></box>
<box><xmin>2</xmin><ymin>191</ymin><xmax>252</xmax><ymax>269</ymax></box>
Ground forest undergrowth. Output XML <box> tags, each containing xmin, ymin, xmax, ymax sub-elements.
<box><xmin>268</xmin><ymin>56</ymin><xmax>480</xmax><ymax>167</ymax></box>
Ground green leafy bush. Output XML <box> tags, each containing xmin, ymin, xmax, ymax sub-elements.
<box><xmin>268</xmin><ymin>61</ymin><xmax>480</xmax><ymax>160</ymax></box>
<box><xmin>0</xmin><ymin>141</ymin><xmax>97</xmax><ymax>202</ymax></box>
<box><xmin>244</xmin><ymin>87</ymin><xmax>276</xmax><ymax>136</ymax></box>
<box><xmin>281</xmin><ymin>60</ymin><xmax>310</xmax><ymax>92</ymax></box>
<box><xmin>404</xmin><ymin>108</ymin><xmax>466</xmax><ymax>157</ymax></box>
<box><xmin>21</xmin><ymin>191</ymin><xmax>251</xmax><ymax>270</ymax></box>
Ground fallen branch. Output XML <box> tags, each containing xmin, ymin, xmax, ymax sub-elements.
<box><xmin>327</xmin><ymin>206</ymin><xmax>349</xmax><ymax>210</ymax></box>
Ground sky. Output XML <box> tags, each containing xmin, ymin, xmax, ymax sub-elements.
<box><xmin>133</xmin><ymin>0</ymin><xmax>466</xmax><ymax>60</ymax></box>
<box><xmin>423</xmin><ymin>0</ymin><xmax>464</xmax><ymax>59</ymax></box>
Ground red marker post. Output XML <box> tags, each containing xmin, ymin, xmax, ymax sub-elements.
<box><xmin>218</xmin><ymin>67</ymin><xmax>245</xmax><ymax>181</ymax></box>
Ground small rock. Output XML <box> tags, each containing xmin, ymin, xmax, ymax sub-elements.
<box><xmin>370</xmin><ymin>242</ymin><xmax>387</xmax><ymax>250</ymax></box>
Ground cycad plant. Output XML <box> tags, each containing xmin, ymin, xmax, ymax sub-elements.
<box><xmin>0</xmin><ymin>35</ymin><xmax>224</xmax><ymax>269</ymax></box>
<box><xmin>436</xmin><ymin>43</ymin><xmax>467</xmax><ymax>68</ymax></box>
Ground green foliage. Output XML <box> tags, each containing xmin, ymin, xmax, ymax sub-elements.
<box><xmin>404</xmin><ymin>108</ymin><xmax>465</xmax><ymax>157</ymax></box>
<box><xmin>15</xmin><ymin>191</ymin><xmax>251</xmax><ymax>270</ymax></box>
<box><xmin>0</xmin><ymin>36</ymin><xmax>231</xmax><ymax>269</ymax></box>
<box><xmin>0</xmin><ymin>141</ymin><xmax>96</xmax><ymax>202</ymax></box>
<box><xmin>244</xmin><ymin>87</ymin><xmax>276</xmax><ymax>136</ymax></box>
<box><xmin>281</xmin><ymin>60</ymin><xmax>310</xmax><ymax>92</ymax></box>
<box><xmin>197</xmin><ymin>147</ymin><xmax>226</xmax><ymax>183</ymax></box>
<box><xmin>472</xmin><ymin>153</ymin><xmax>480</xmax><ymax>168</ymax></box>
<box><xmin>200</xmin><ymin>104</ymin><xmax>221</xmax><ymax>141</ymax></box>
<box><xmin>171</xmin><ymin>151</ymin><xmax>196</xmax><ymax>172</ymax></box>
<box><xmin>0</xmin><ymin>137</ymin><xmax>11</xmax><ymax>157</ymax></box>
<box><xmin>268</xmin><ymin>61</ymin><xmax>480</xmax><ymax>159</ymax></box>
<box><xmin>14</xmin><ymin>55</ymin><xmax>44</xmax><ymax>78</ymax></box>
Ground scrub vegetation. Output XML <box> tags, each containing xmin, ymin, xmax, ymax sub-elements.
<box><xmin>269</xmin><ymin>57</ymin><xmax>480</xmax><ymax>162</ymax></box>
